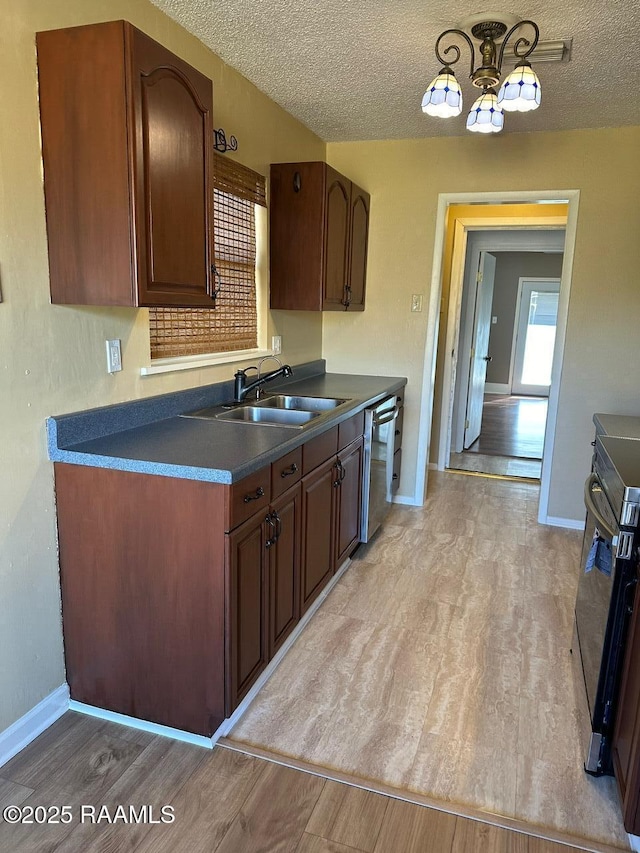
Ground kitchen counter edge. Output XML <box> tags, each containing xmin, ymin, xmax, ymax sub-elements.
<box><xmin>47</xmin><ymin>372</ymin><xmax>407</xmax><ymax>484</ymax></box>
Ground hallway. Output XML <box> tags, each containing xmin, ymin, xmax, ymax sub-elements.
<box><xmin>450</xmin><ymin>395</ymin><xmax>548</xmax><ymax>479</ymax></box>
<box><xmin>229</xmin><ymin>471</ymin><xmax>628</xmax><ymax>850</ymax></box>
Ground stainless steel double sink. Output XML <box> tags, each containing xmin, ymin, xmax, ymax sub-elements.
<box><xmin>181</xmin><ymin>395</ymin><xmax>352</xmax><ymax>429</ymax></box>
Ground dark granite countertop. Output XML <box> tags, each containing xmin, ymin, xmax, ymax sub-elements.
<box><xmin>47</xmin><ymin>365</ymin><xmax>406</xmax><ymax>484</ymax></box>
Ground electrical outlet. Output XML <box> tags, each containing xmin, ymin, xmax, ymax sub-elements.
<box><xmin>411</xmin><ymin>294</ymin><xmax>423</xmax><ymax>313</ymax></box>
<box><xmin>106</xmin><ymin>339</ymin><xmax>122</xmax><ymax>373</ymax></box>
<box><xmin>492</xmin><ymin>315</ymin><xmax>498</xmax><ymax>324</ymax></box>
<box><xmin>272</xmin><ymin>335</ymin><xmax>282</xmax><ymax>355</ymax></box>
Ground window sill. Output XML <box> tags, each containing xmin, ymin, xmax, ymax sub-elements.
<box><xmin>140</xmin><ymin>348</ymin><xmax>272</xmax><ymax>377</ymax></box>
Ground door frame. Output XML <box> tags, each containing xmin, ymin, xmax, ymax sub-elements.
<box><xmin>417</xmin><ymin>190</ymin><xmax>580</xmax><ymax>526</ymax></box>
<box><xmin>442</xmin><ymin>225</ymin><xmax>567</xmax><ymax>470</ymax></box>
<box><xmin>510</xmin><ymin>276</ymin><xmax>561</xmax><ymax>397</ymax></box>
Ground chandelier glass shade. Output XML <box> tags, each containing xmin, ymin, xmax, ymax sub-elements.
<box><xmin>421</xmin><ymin>69</ymin><xmax>463</xmax><ymax>117</ymax></box>
<box><xmin>497</xmin><ymin>61</ymin><xmax>541</xmax><ymax>111</ymax></box>
<box><xmin>466</xmin><ymin>89</ymin><xmax>504</xmax><ymax>133</ymax></box>
<box><xmin>421</xmin><ymin>18</ymin><xmax>541</xmax><ymax>133</ymax></box>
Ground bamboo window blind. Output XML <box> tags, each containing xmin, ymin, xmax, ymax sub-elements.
<box><xmin>149</xmin><ymin>154</ymin><xmax>267</xmax><ymax>360</ymax></box>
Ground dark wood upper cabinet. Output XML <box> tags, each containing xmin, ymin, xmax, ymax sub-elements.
<box><xmin>347</xmin><ymin>185</ymin><xmax>370</xmax><ymax>311</ymax></box>
<box><xmin>36</xmin><ymin>21</ymin><xmax>215</xmax><ymax>308</ymax></box>
<box><xmin>269</xmin><ymin>161</ymin><xmax>370</xmax><ymax>312</ymax></box>
<box><xmin>323</xmin><ymin>169</ymin><xmax>351</xmax><ymax>309</ymax></box>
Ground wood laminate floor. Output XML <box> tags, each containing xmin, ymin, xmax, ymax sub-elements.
<box><xmin>230</xmin><ymin>471</ymin><xmax>630</xmax><ymax>851</ymax></box>
<box><xmin>449</xmin><ymin>395</ymin><xmax>547</xmax><ymax>479</ymax></box>
<box><xmin>0</xmin><ymin>712</ymin><xmax>608</xmax><ymax>852</ymax></box>
<box><xmin>466</xmin><ymin>395</ymin><xmax>548</xmax><ymax>459</ymax></box>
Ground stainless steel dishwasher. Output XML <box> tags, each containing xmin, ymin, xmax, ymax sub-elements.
<box><xmin>360</xmin><ymin>395</ymin><xmax>400</xmax><ymax>542</ymax></box>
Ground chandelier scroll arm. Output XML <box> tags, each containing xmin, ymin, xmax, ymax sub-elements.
<box><xmin>497</xmin><ymin>20</ymin><xmax>540</xmax><ymax>71</ymax></box>
<box><xmin>434</xmin><ymin>28</ymin><xmax>476</xmax><ymax>80</ymax></box>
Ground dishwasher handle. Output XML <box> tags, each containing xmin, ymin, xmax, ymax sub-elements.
<box><xmin>584</xmin><ymin>473</ymin><xmax>618</xmax><ymax>542</ymax></box>
<box><xmin>374</xmin><ymin>405</ymin><xmax>399</xmax><ymax>427</ymax></box>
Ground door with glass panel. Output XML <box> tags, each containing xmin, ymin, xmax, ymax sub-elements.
<box><xmin>511</xmin><ymin>278</ymin><xmax>560</xmax><ymax>397</ymax></box>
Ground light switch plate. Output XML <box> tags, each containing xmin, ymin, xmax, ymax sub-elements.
<box><xmin>272</xmin><ymin>335</ymin><xmax>282</xmax><ymax>355</ymax></box>
<box><xmin>106</xmin><ymin>339</ymin><xmax>122</xmax><ymax>373</ymax></box>
<box><xmin>411</xmin><ymin>294</ymin><xmax>423</xmax><ymax>312</ymax></box>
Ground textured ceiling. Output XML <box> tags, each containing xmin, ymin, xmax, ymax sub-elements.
<box><xmin>149</xmin><ymin>0</ymin><xmax>640</xmax><ymax>141</ymax></box>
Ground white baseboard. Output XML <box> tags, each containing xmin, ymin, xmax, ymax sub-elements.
<box><xmin>543</xmin><ymin>515</ymin><xmax>585</xmax><ymax>531</ymax></box>
<box><xmin>484</xmin><ymin>383</ymin><xmax>511</xmax><ymax>395</ymax></box>
<box><xmin>629</xmin><ymin>833</ymin><xmax>640</xmax><ymax>852</ymax></box>
<box><xmin>0</xmin><ymin>684</ymin><xmax>69</xmax><ymax>770</ymax></box>
<box><xmin>68</xmin><ymin>700</ymin><xmax>213</xmax><ymax>750</ymax></box>
<box><xmin>392</xmin><ymin>494</ymin><xmax>421</xmax><ymax>506</ymax></box>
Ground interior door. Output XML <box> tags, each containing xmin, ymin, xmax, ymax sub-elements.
<box><xmin>511</xmin><ymin>279</ymin><xmax>560</xmax><ymax>396</ymax></box>
<box><xmin>464</xmin><ymin>252</ymin><xmax>496</xmax><ymax>449</ymax></box>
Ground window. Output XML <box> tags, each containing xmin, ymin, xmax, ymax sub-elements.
<box><xmin>148</xmin><ymin>154</ymin><xmax>267</xmax><ymax>360</ymax></box>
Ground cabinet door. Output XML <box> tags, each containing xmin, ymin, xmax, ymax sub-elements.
<box><xmin>301</xmin><ymin>457</ymin><xmax>337</xmax><ymax>613</ymax></box>
<box><xmin>335</xmin><ymin>437</ymin><xmax>364</xmax><ymax>568</ymax></box>
<box><xmin>347</xmin><ymin>184</ymin><xmax>369</xmax><ymax>311</ymax></box>
<box><xmin>613</xmin><ymin>573</ymin><xmax>640</xmax><ymax>833</ymax></box>
<box><xmin>269</xmin><ymin>162</ymin><xmax>325</xmax><ymax>311</ymax></box>
<box><xmin>323</xmin><ymin>167</ymin><xmax>351</xmax><ymax>310</ymax></box>
<box><xmin>269</xmin><ymin>485</ymin><xmax>302</xmax><ymax>657</ymax></box>
<box><xmin>131</xmin><ymin>28</ymin><xmax>215</xmax><ymax>307</ymax></box>
<box><xmin>226</xmin><ymin>512</ymin><xmax>269</xmax><ymax>712</ymax></box>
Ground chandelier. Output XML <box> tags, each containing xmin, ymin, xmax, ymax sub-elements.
<box><xmin>421</xmin><ymin>18</ymin><xmax>541</xmax><ymax>133</ymax></box>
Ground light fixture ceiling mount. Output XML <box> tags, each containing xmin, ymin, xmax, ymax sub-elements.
<box><xmin>422</xmin><ymin>14</ymin><xmax>542</xmax><ymax>134</ymax></box>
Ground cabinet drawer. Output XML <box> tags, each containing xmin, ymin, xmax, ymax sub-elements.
<box><xmin>271</xmin><ymin>447</ymin><xmax>302</xmax><ymax>500</ymax></box>
<box><xmin>393</xmin><ymin>407</ymin><xmax>404</xmax><ymax>454</ymax></box>
<box><xmin>338</xmin><ymin>412</ymin><xmax>365</xmax><ymax>450</ymax></box>
<box><xmin>227</xmin><ymin>467</ymin><xmax>271</xmax><ymax>531</ymax></box>
<box><xmin>303</xmin><ymin>427</ymin><xmax>338</xmax><ymax>474</ymax></box>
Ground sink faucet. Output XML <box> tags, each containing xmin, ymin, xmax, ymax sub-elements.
<box><xmin>233</xmin><ymin>357</ymin><xmax>293</xmax><ymax>403</ymax></box>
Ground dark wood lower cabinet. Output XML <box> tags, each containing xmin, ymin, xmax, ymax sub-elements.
<box><xmin>612</xmin><ymin>566</ymin><xmax>640</xmax><ymax>833</ymax></box>
<box><xmin>300</xmin><ymin>457</ymin><xmax>337</xmax><ymax>614</ymax></box>
<box><xmin>335</xmin><ymin>437</ymin><xmax>363</xmax><ymax>568</ymax></box>
<box><xmin>54</xmin><ymin>421</ymin><xmax>366</xmax><ymax>732</ymax></box>
<box><xmin>227</xmin><ymin>483</ymin><xmax>302</xmax><ymax>713</ymax></box>
<box><xmin>226</xmin><ymin>511</ymin><xmax>269</xmax><ymax>714</ymax></box>
<box><xmin>269</xmin><ymin>486</ymin><xmax>301</xmax><ymax>657</ymax></box>
<box><xmin>54</xmin><ymin>464</ymin><xmax>226</xmax><ymax>737</ymax></box>
<box><xmin>301</xmin><ymin>435</ymin><xmax>364</xmax><ymax>613</ymax></box>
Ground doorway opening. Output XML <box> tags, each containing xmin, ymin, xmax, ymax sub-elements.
<box><xmin>415</xmin><ymin>192</ymin><xmax>579</xmax><ymax>525</ymax></box>
<box><xmin>448</xmin><ymin>234</ymin><xmax>564</xmax><ymax>480</ymax></box>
